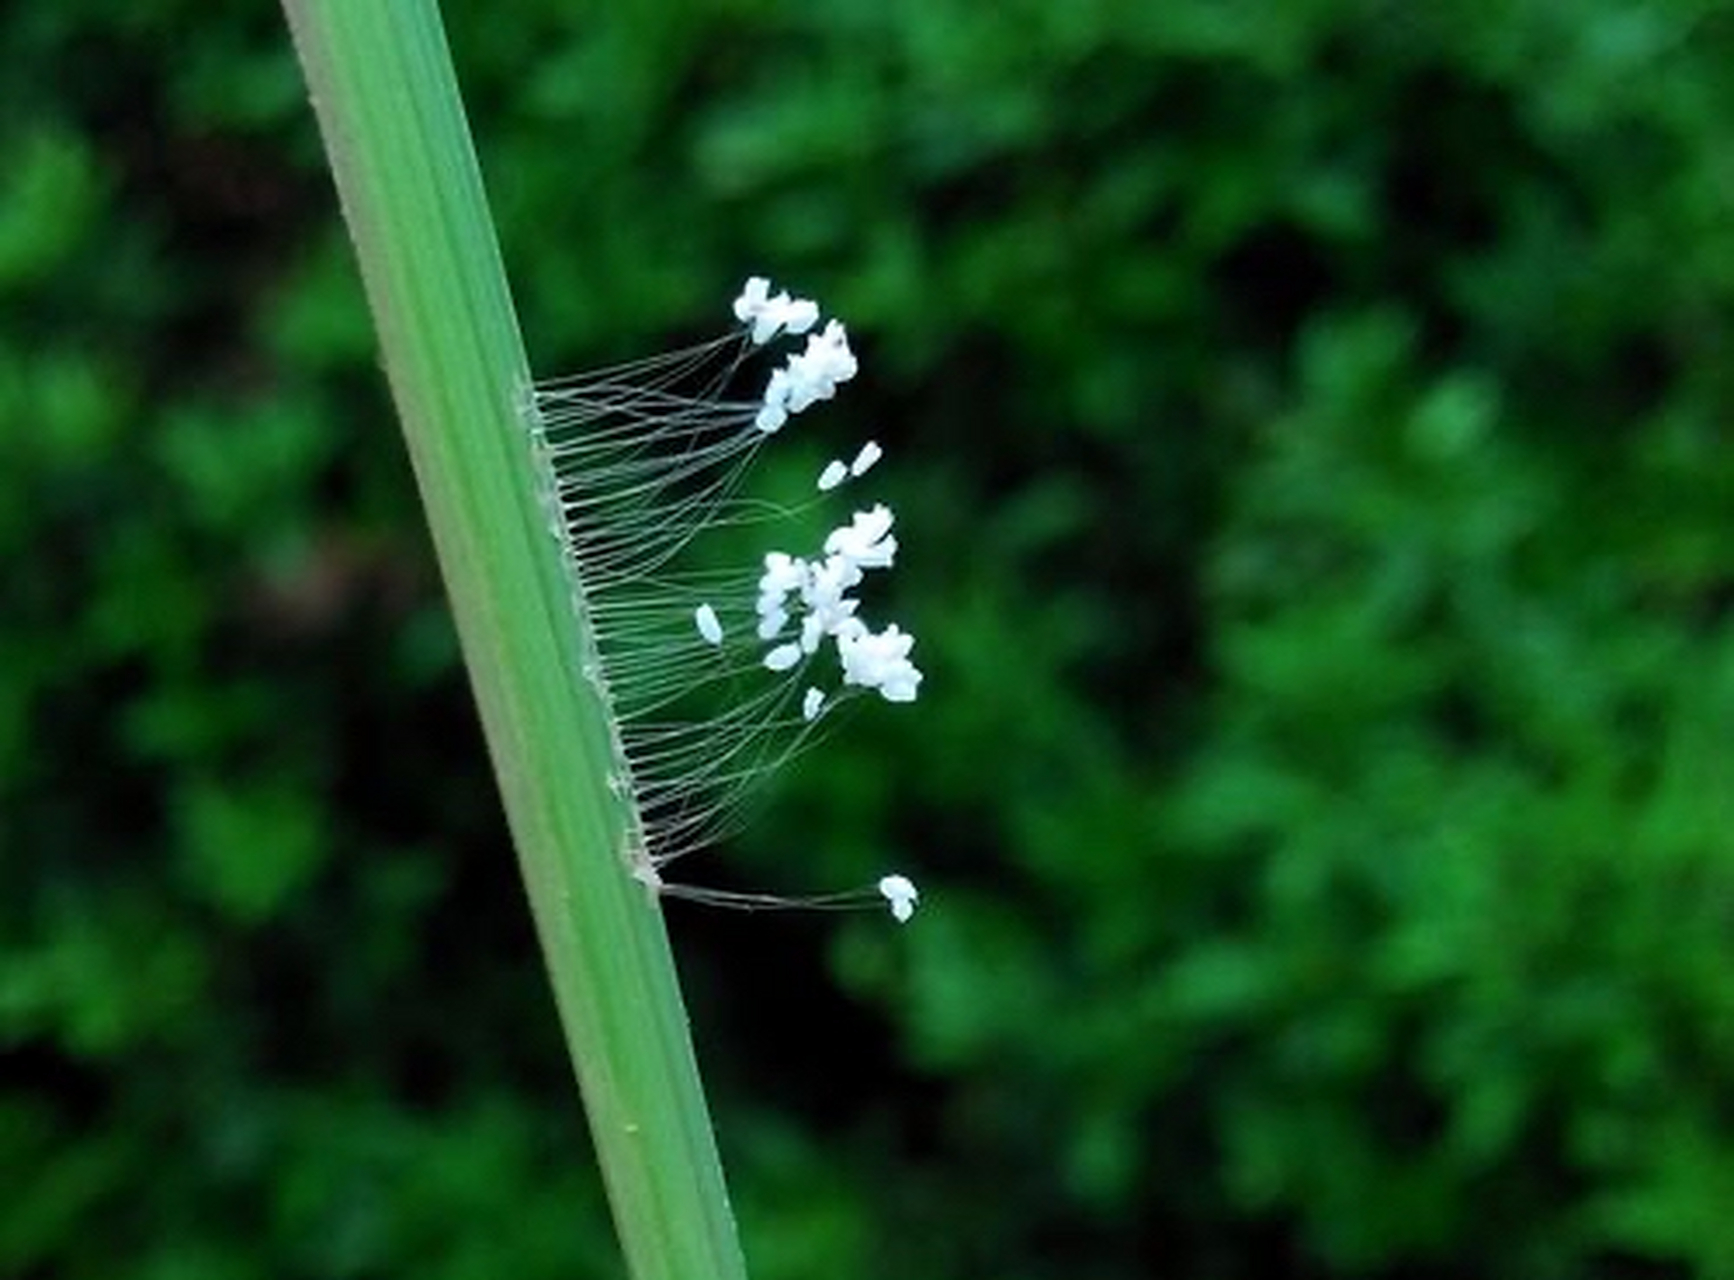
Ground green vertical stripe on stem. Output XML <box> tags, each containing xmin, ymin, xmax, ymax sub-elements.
<box><xmin>280</xmin><ymin>4</ymin><xmax>749</xmax><ymax>1278</ymax></box>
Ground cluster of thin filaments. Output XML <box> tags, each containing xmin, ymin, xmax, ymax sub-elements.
<box><xmin>531</xmin><ymin>277</ymin><xmax>921</xmax><ymax>925</ymax></box>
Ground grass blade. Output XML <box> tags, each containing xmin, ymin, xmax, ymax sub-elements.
<box><xmin>280</xmin><ymin>4</ymin><xmax>750</xmax><ymax>1277</ymax></box>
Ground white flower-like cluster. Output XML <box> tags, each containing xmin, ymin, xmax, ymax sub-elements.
<box><xmin>733</xmin><ymin>275</ymin><xmax>819</xmax><ymax>345</ymax></box>
<box><xmin>655</xmin><ymin>277</ymin><xmax>925</xmax><ymax>926</ymax></box>
<box><xmin>733</xmin><ymin>275</ymin><xmax>860</xmax><ymax>435</ymax></box>
<box><xmin>749</xmin><ymin>502</ymin><xmax>922</xmax><ymax>711</ymax></box>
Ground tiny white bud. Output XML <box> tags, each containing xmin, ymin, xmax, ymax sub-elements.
<box><xmin>750</xmin><ymin>289</ymin><xmax>796</xmax><ymax>344</ymax></box>
<box><xmin>757</xmin><ymin>368</ymin><xmax>792</xmax><ymax>433</ymax></box>
<box><xmin>732</xmin><ymin>276</ymin><xmax>771</xmax><ymax>328</ymax></box>
<box><xmin>878</xmin><ymin>873</ymin><xmax>919</xmax><ymax>924</ymax></box>
<box><xmin>849</xmin><ymin>440</ymin><xmax>883</xmax><ymax>477</ymax></box>
<box><xmin>763</xmin><ymin>642</ymin><xmax>803</xmax><ymax>673</ymax></box>
<box><xmin>800</xmin><ymin>613</ymin><xmax>826</xmax><ymax>654</ymax></box>
<box><xmin>802</xmin><ymin>687</ymin><xmax>825</xmax><ymax>721</ymax></box>
<box><xmin>782</xmin><ymin>297</ymin><xmax>820</xmax><ymax>335</ymax></box>
<box><xmin>755</xmin><ymin>402</ymin><xmax>787</xmax><ymax>434</ymax></box>
<box><xmin>880</xmin><ymin>668</ymin><xmax>923</xmax><ymax>702</ymax></box>
<box><xmin>824</xmin><ymin>504</ymin><xmax>898</xmax><ymax>570</ymax></box>
<box><xmin>817</xmin><ymin>459</ymin><xmax>849</xmax><ymax>491</ymax></box>
<box><xmin>694</xmin><ymin>603</ymin><xmax>724</xmax><ymax>646</ymax></box>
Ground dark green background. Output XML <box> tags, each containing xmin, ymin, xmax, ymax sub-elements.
<box><xmin>4</xmin><ymin>3</ymin><xmax>1733</xmax><ymax>1278</ymax></box>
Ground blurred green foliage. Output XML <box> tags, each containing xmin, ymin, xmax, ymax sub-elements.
<box><xmin>3</xmin><ymin>2</ymin><xmax>1733</xmax><ymax>1278</ymax></box>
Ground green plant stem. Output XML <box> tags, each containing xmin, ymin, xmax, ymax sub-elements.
<box><xmin>280</xmin><ymin>4</ymin><xmax>748</xmax><ymax>1278</ymax></box>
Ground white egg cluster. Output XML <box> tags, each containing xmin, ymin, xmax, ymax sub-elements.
<box><xmin>733</xmin><ymin>277</ymin><xmax>861</xmax><ymax>434</ymax></box>
<box><xmin>537</xmin><ymin>276</ymin><xmax>923</xmax><ymax>924</ymax></box>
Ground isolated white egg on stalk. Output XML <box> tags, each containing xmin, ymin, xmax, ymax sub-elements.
<box><xmin>878</xmin><ymin>874</ymin><xmax>919</xmax><ymax>924</ymax></box>
<box><xmin>694</xmin><ymin>603</ymin><xmax>724</xmax><ymax>645</ymax></box>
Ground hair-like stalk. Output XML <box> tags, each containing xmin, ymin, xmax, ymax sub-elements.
<box><xmin>531</xmin><ymin>277</ymin><xmax>924</xmax><ymax>921</ymax></box>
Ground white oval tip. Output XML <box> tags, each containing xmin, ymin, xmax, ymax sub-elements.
<box><xmin>763</xmin><ymin>642</ymin><xmax>803</xmax><ymax>673</ymax></box>
<box><xmin>694</xmin><ymin>603</ymin><xmax>724</xmax><ymax>645</ymax></box>
<box><xmin>877</xmin><ymin>873</ymin><xmax>919</xmax><ymax>924</ymax></box>
<box><xmin>817</xmin><ymin>459</ymin><xmax>848</xmax><ymax>491</ymax></box>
